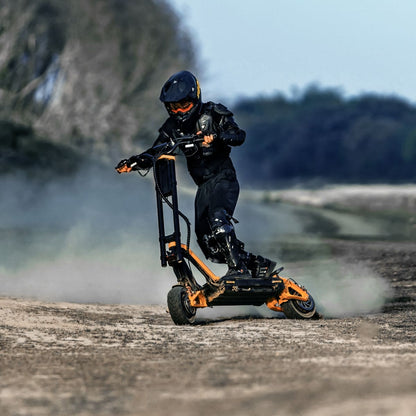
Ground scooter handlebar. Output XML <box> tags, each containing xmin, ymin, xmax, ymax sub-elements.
<box><xmin>115</xmin><ymin>133</ymin><xmax>213</xmax><ymax>173</ymax></box>
<box><xmin>164</xmin><ymin>134</ymin><xmax>207</xmax><ymax>154</ymax></box>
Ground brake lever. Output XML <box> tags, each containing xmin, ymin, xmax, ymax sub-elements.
<box><xmin>158</xmin><ymin>134</ymin><xmax>209</xmax><ymax>157</ymax></box>
<box><xmin>163</xmin><ymin>135</ymin><xmax>201</xmax><ymax>154</ymax></box>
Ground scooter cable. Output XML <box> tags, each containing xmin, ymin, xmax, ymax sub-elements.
<box><xmin>152</xmin><ymin>159</ymin><xmax>192</xmax><ymax>254</ymax></box>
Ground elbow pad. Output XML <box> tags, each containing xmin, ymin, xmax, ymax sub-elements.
<box><xmin>220</xmin><ymin>129</ymin><xmax>246</xmax><ymax>146</ymax></box>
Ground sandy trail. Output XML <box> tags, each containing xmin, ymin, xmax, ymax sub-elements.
<box><xmin>1</xmin><ymin>239</ymin><xmax>415</xmax><ymax>416</ymax></box>
<box><xmin>2</xmin><ymin>182</ymin><xmax>416</xmax><ymax>415</ymax></box>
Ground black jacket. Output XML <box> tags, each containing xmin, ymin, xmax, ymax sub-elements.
<box><xmin>153</xmin><ymin>102</ymin><xmax>246</xmax><ymax>185</ymax></box>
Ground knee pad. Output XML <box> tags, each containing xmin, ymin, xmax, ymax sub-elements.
<box><xmin>212</xmin><ymin>222</ymin><xmax>234</xmax><ymax>238</ymax></box>
<box><xmin>198</xmin><ymin>236</ymin><xmax>226</xmax><ymax>263</ymax></box>
<box><xmin>210</xmin><ymin>208</ymin><xmax>229</xmax><ymax>222</ymax></box>
<box><xmin>209</xmin><ymin>209</ymin><xmax>231</xmax><ymax>232</ymax></box>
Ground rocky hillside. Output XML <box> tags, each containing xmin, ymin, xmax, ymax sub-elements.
<box><xmin>0</xmin><ymin>0</ymin><xmax>196</xmax><ymax>172</ymax></box>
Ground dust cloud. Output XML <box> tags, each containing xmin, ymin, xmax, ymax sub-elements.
<box><xmin>0</xmin><ymin>166</ymin><xmax>177</xmax><ymax>304</ymax></box>
<box><xmin>234</xmin><ymin>196</ymin><xmax>392</xmax><ymax>318</ymax></box>
<box><xmin>1</xmin><ymin>166</ymin><xmax>392</xmax><ymax>319</ymax></box>
<box><xmin>292</xmin><ymin>260</ymin><xmax>391</xmax><ymax>317</ymax></box>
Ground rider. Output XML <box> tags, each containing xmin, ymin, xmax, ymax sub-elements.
<box><xmin>117</xmin><ymin>70</ymin><xmax>276</xmax><ymax>278</ymax></box>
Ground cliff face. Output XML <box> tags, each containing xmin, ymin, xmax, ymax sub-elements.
<box><xmin>0</xmin><ymin>0</ymin><xmax>195</xmax><ymax>164</ymax></box>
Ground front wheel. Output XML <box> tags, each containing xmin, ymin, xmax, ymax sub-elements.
<box><xmin>167</xmin><ymin>286</ymin><xmax>196</xmax><ymax>325</ymax></box>
<box><xmin>281</xmin><ymin>293</ymin><xmax>317</xmax><ymax>319</ymax></box>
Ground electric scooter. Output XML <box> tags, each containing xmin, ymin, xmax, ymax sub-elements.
<box><xmin>116</xmin><ymin>135</ymin><xmax>318</xmax><ymax>324</ymax></box>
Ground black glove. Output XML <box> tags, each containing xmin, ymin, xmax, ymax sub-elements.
<box><xmin>130</xmin><ymin>154</ymin><xmax>153</xmax><ymax>169</ymax></box>
<box><xmin>115</xmin><ymin>154</ymin><xmax>152</xmax><ymax>173</ymax></box>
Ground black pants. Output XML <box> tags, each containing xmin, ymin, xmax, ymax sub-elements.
<box><xmin>194</xmin><ymin>169</ymin><xmax>240</xmax><ymax>263</ymax></box>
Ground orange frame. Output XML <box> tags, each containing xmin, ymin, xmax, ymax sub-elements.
<box><xmin>167</xmin><ymin>244</ymin><xmax>310</xmax><ymax>310</ymax></box>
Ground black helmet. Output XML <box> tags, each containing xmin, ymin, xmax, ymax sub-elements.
<box><xmin>159</xmin><ymin>71</ymin><xmax>202</xmax><ymax>123</ymax></box>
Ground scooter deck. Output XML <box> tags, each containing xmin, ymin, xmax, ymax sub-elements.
<box><xmin>204</xmin><ymin>275</ymin><xmax>285</xmax><ymax>307</ymax></box>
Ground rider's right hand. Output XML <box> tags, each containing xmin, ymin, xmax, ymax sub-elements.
<box><xmin>115</xmin><ymin>159</ymin><xmax>130</xmax><ymax>173</ymax></box>
<box><xmin>115</xmin><ymin>154</ymin><xmax>152</xmax><ymax>173</ymax></box>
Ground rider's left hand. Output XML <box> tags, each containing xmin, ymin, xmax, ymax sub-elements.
<box><xmin>197</xmin><ymin>131</ymin><xmax>215</xmax><ymax>147</ymax></box>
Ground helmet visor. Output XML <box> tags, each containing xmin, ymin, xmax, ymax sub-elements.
<box><xmin>167</xmin><ymin>100</ymin><xmax>194</xmax><ymax>114</ymax></box>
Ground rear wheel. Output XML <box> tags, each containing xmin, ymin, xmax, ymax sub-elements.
<box><xmin>167</xmin><ymin>286</ymin><xmax>196</xmax><ymax>325</ymax></box>
<box><xmin>282</xmin><ymin>293</ymin><xmax>317</xmax><ymax>319</ymax></box>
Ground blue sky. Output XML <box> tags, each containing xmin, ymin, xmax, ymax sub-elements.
<box><xmin>168</xmin><ymin>0</ymin><xmax>416</xmax><ymax>104</ymax></box>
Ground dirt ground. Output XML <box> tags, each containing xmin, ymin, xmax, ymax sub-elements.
<box><xmin>1</xmin><ymin>239</ymin><xmax>415</xmax><ymax>416</ymax></box>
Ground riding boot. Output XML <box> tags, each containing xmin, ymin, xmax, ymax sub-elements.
<box><xmin>246</xmin><ymin>254</ymin><xmax>277</xmax><ymax>278</ymax></box>
<box><xmin>212</xmin><ymin>224</ymin><xmax>250</xmax><ymax>277</ymax></box>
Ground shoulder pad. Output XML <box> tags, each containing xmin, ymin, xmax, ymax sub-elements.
<box><xmin>203</xmin><ymin>101</ymin><xmax>233</xmax><ymax>117</ymax></box>
<box><xmin>212</xmin><ymin>102</ymin><xmax>233</xmax><ymax>116</ymax></box>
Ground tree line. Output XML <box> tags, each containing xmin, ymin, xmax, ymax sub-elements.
<box><xmin>0</xmin><ymin>0</ymin><xmax>196</xmax><ymax>176</ymax></box>
<box><xmin>233</xmin><ymin>86</ymin><xmax>416</xmax><ymax>186</ymax></box>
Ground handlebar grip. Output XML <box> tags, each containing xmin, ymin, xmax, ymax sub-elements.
<box><xmin>115</xmin><ymin>164</ymin><xmax>133</xmax><ymax>173</ymax></box>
